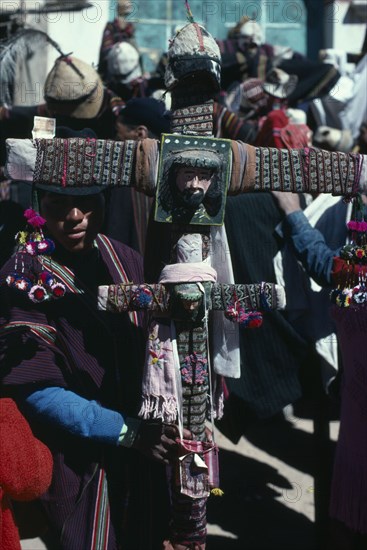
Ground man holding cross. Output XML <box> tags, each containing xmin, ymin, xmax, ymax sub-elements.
<box><xmin>0</xmin><ymin>168</ymin><xmax>190</xmax><ymax>549</ymax></box>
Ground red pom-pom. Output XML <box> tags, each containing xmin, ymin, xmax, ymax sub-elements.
<box><xmin>51</xmin><ymin>283</ymin><xmax>66</xmax><ymax>299</ymax></box>
<box><xmin>28</xmin><ymin>285</ymin><xmax>48</xmax><ymax>303</ymax></box>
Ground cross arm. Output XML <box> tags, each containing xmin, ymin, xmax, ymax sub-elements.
<box><xmin>5</xmin><ymin>137</ymin><xmax>160</xmax><ymax>196</ymax></box>
<box><xmin>229</xmin><ymin>142</ymin><xmax>367</xmax><ymax>197</ymax></box>
<box><xmin>5</xmin><ymin>138</ymin><xmax>366</xmax><ymax>199</ymax></box>
<box><xmin>97</xmin><ymin>282</ymin><xmax>286</xmax><ymax>314</ymax></box>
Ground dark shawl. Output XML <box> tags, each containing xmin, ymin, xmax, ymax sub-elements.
<box><xmin>0</xmin><ymin>235</ymin><xmax>160</xmax><ymax>549</ymax></box>
<box><xmin>223</xmin><ymin>193</ymin><xmax>312</xmax><ymax>420</ymax></box>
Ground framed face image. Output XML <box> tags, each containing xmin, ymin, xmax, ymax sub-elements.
<box><xmin>155</xmin><ymin>134</ymin><xmax>232</xmax><ymax>226</ymax></box>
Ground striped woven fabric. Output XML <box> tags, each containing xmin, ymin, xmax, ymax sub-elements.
<box><xmin>34</xmin><ymin>138</ymin><xmax>137</xmax><ymax>189</ymax></box>
<box><xmin>91</xmin><ymin>469</ymin><xmax>111</xmax><ymax>550</ymax></box>
<box><xmin>0</xmin><ymin>235</ymin><xmax>147</xmax><ymax>548</ymax></box>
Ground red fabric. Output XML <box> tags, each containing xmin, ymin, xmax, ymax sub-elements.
<box><xmin>0</xmin><ymin>489</ymin><xmax>21</xmax><ymax>550</ymax></box>
<box><xmin>255</xmin><ymin>109</ymin><xmax>289</xmax><ymax>147</ymax></box>
<box><xmin>0</xmin><ymin>398</ymin><xmax>53</xmax><ymax>549</ymax></box>
<box><xmin>331</xmin><ymin>257</ymin><xmax>367</xmax><ymax>288</ymax></box>
<box><xmin>255</xmin><ymin>109</ymin><xmax>311</xmax><ymax>149</ymax></box>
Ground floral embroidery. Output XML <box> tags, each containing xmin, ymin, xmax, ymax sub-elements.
<box><xmin>181</xmin><ymin>352</ymin><xmax>208</xmax><ymax>385</ymax></box>
<box><xmin>148</xmin><ymin>336</ymin><xmax>166</xmax><ymax>369</ymax></box>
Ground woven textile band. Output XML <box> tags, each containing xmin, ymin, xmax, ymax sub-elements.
<box><xmin>228</xmin><ymin>143</ymin><xmax>365</xmax><ymax>196</ymax></box>
<box><xmin>171</xmin><ymin>102</ymin><xmax>214</xmax><ymax>136</ymax></box>
<box><xmin>253</xmin><ymin>146</ymin><xmax>363</xmax><ymax>195</ymax></box>
<box><xmin>34</xmin><ymin>138</ymin><xmax>137</xmax><ymax>188</ymax></box>
<box><xmin>97</xmin><ymin>282</ymin><xmax>285</xmax><ymax>313</ymax></box>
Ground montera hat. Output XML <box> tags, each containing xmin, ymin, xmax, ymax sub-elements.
<box><xmin>165</xmin><ymin>23</ymin><xmax>221</xmax><ymax>91</ymax></box>
<box><xmin>44</xmin><ymin>56</ymin><xmax>104</xmax><ymax>119</ymax></box>
<box><xmin>169</xmin><ymin>149</ymin><xmax>221</xmax><ymax>171</ymax></box>
<box><xmin>106</xmin><ymin>42</ymin><xmax>142</xmax><ymax>84</ymax></box>
<box><xmin>263</xmin><ymin>68</ymin><xmax>298</xmax><ymax>99</ymax></box>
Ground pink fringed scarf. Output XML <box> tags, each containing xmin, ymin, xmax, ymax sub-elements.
<box><xmin>138</xmin><ymin>318</ymin><xmax>180</xmax><ymax>423</ymax></box>
<box><xmin>138</xmin><ymin>263</ymin><xmax>218</xmax><ymax>423</ymax></box>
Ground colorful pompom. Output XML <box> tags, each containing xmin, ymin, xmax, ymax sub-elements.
<box><xmin>355</xmin><ymin>248</ymin><xmax>365</xmax><ymax>259</ymax></box>
<box><xmin>335</xmin><ymin>289</ymin><xmax>352</xmax><ymax>308</ymax></box>
<box><xmin>245</xmin><ymin>312</ymin><xmax>263</xmax><ymax>328</ymax></box>
<box><xmin>24</xmin><ymin>208</ymin><xmax>46</xmax><ymax>228</ymax></box>
<box><xmin>25</xmin><ymin>242</ymin><xmax>37</xmax><ymax>256</ymax></box>
<box><xmin>28</xmin><ymin>285</ymin><xmax>48</xmax><ymax>303</ymax></box>
<box><xmin>131</xmin><ymin>287</ymin><xmax>153</xmax><ymax>308</ymax></box>
<box><xmin>16</xmin><ymin>231</ymin><xmax>28</xmax><ymax>244</ymax></box>
<box><xmin>13</xmin><ymin>277</ymin><xmax>32</xmax><ymax>292</ymax></box>
<box><xmin>50</xmin><ymin>282</ymin><xmax>66</xmax><ymax>299</ymax></box>
<box><xmin>5</xmin><ymin>274</ymin><xmax>17</xmax><ymax>286</ymax></box>
<box><xmin>37</xmin><ymin>239</ymin><xmax>55</xmax><ymax>255</ymax></box>
<box><xmin>39</xmin><ymin>272</ymin><xmax>54</xmax><ymax>286</ymax></box>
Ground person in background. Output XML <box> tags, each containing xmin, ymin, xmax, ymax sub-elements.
<box><xmin>105</xmin><ymin>97</ymin><xmax>171</xmax><ymax>255</ymax></box>
<box><xmin>272</xmin><ymin>189</ymin><xmax>367</xmax><ymax>550</ymax></box>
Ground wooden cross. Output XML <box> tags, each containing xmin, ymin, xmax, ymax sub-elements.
<box><xmin>98</xmin><ymin>281</ymin><xmax>284</xmax><ymax>317</ymax></box>
<box><xmin>5</xmin><ymin>17</ymin><xmax>366</xmax><ymax>550</ymax></box>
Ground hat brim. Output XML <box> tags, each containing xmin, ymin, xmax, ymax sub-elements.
<box><xmin>46</xmin><ymin>77</ymin><xmax>105</xmax><ymax>120</ymax></box>
<box><xmin>35</xmin><ymin>184</ymin><xmax>106</xmax><ymax>195</ymax></box>
<box><xmin>263</xmin><ymin>74</ymin><xmax>298</xmax><ymax>99</ymax></box>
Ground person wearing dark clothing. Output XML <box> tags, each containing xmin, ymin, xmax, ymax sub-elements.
<box><xmin>0</xmin><ymin>142</ymin><xmax>189</xmax><ymax>548</ymax></box>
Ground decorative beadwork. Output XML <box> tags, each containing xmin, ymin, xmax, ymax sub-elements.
<box><xmin>253</xmin><ymin>146</ymin><xmax>362</xmax><ymax>196</ymax></box>
<box><xmin>34</xmin><ymin>138</ymin><xmax>136</xmax><ymax>189</ymax></box>
<box><xmin>101</xmin><ymin>282</ymin><xmax>281</xmax><ymax>314</ymax></box>
<box><xmin>171</xmin><ymin>102</ymin><xmax>214</xmax><ymax>136</ymax></box>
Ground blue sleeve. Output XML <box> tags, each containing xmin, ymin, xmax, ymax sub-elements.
<box><xmin>284</xmin><ymin>210</ymin><xmax>341</xmax><ymax>287</ymax></box>
<box><xmin>24</xmin><ymin>387</ymin><xmax>124</xmax><ymax>445</ymax></box>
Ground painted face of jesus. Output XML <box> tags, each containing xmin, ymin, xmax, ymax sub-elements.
<box><xmin>175</xmin><ymin>167</ymin><xmax>214</xmax><ymax>208</ymax></box>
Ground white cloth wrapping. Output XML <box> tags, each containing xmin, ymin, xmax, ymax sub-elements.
<box><xmin>5</xmin><ymin>139</ymin><xmax>37</xmax><ymax>182</ymax></box>
<box><xmin>209</xmin><ymin>225</ymin><xmax>241</xmax><ymax>379</ymax></box>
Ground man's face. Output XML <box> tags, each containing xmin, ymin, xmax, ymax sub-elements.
<box><xmin>40</xmin><ymin>192</ymin><xmax>105</xmax><ymax>253</ymax></box>
<box><xmin>116</xmin><ymin>120</ymin><xmax>139</xmax><ymax>141</ymax></box>
<box><xmin>175</xmin><ymin>167</ymin><xmax>214</xmax><ymax>208</ymax></box>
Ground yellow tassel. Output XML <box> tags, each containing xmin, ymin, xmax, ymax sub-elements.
<box><xmin>211</xmin><ymin>487</ymin><xmax>224</xmax><ymax>497</ymax></box>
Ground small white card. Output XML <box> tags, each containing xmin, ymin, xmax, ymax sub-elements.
<box><xmin>32</xmin><ymin>116</ymin><xmax>56</xmax><ymax>139</ymax></box>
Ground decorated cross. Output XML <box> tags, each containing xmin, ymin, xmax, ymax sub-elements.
<box><xmin>5</xmin><ymin>7</ymin><xmax>366</xmax><ymax>550</ymax></box>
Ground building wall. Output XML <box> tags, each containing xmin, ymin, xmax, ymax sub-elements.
<box><xmin>324</xmin><ymin>0</ymin><xmax>366</xmax><ymax>53</ymax></box>
<box><xmin>4</xmin><ymin>0</ymin><xmax>112</xmax><ymax>105</ymax></box>
<box><xmin>6</xmin><ymin>0</ymin><xmax>365</xmax><ymax>107</ymax></box>
<box><xmin>125</xmin><ymin>0</ymin><xmax>307</xmax><ymax>72</ymax></box>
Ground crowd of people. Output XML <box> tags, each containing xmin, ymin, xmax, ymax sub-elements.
<box><xmin>0</xmin><ymin>1</ymin><xmax>366</xmax><ymax>549</ymax></box>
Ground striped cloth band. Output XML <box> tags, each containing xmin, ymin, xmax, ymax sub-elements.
<box><xmin>91</xmin><ymin>469</ymin><xmax>110</xmax><ymax>550</ymax></box>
